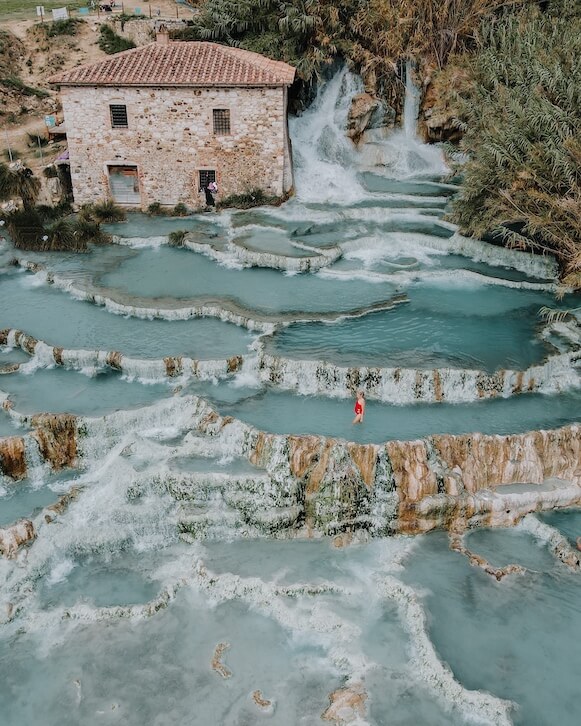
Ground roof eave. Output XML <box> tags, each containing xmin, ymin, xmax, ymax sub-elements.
<box><xmin>50</xmin><ymin>80</ymin><xmax>294</xmax><ymax>88</ymax></box>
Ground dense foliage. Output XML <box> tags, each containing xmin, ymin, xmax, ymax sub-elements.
<box><xmin>175</xmin><ymin>0</ymin><xmax>517</xmax><ymax>86</ymax></box>
<box><xmin>98</xmin><ymin>24</ymin><xmax>136</xmax><ymax>55</ymax></box>
<box><xmin>2</xmin><ymin>208</ymin><xmax>45</xmax><ymax>248</ymax></box>
<box><xmin>168</xmin><ymin>230</ymin><xmax>187</xmax><ymax>247</ymax></box>
<box><xmin>0</xmin><ymin>164</ymin><xmax>116</xmax><ymax>251</ymax></box>
<box><xmin>450</xmin><ymin>9</ymin><xmax>581</xmax><ymax>282</ymax></box>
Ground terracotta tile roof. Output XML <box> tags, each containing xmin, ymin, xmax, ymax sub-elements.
<box><xmin>49</xmin><ymin>41</ymin><xmax>296</xmax><ymax>88</ymax></box>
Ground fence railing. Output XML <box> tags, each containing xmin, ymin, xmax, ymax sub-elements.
<box><xmin>21</xmin><ymin>2</ymin><xmax>197</xmax><ymax>23</ymax></box>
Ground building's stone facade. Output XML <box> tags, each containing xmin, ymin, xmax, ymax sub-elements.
<box><xmin>60</xmin><ymin>83</ymin><xmax>293</xmax><ymax>209</ymax></box>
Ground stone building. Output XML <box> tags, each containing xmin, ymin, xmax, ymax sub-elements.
<box><xmin>49</xmin><ymin>33</ymin><xmax>295</xmax><ymax>209</ymax></box>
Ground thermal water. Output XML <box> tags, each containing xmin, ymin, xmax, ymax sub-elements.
<box><xmin>1</xmin><ymin>68</ymin><xmax>580</xmax><ymax>726</ymax></box>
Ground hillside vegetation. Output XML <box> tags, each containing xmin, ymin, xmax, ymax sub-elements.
<box><xmin>175</xmin><ymin>0</ymin><xmax>518</xmax><ymax>90</ymax></box>
<box><xmin>450</xmin><ymin>7</ymin><xmax>581</xmax><ymax>284</ymax></box>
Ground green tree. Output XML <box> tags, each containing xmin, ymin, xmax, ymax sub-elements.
<box><xmin>0</xmin><ymin>162</ymin><xmax>41</xmax><ymax>210</ymax></box>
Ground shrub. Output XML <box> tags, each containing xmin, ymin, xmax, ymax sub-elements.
<box><xmin>2</xmin><ymin>149</ymin><xmax>21</xmax><ymax>161</ymax></box>
<box><xmin>3</xmin><ymin>208</ymin><xmax>46</xmax><ymax>249</ymax></box>
<box><xmin>98</xmin><ymin>25</ymin><xmax>136</xmax><ymax>55</ymax></box>
<box><xmin>77</xmin><ymin>203</ymin><xmax>97</xmax><ymax>222</ymax></box>
<box><xmin>0</xmin><ymin>76</ymin><xmax>49</xmax><ymax>98</ymax></box>
<box><xmin>42</xmin><ymin>165</ymin><xmax>59</xmax><ymax>179</ymax></box>
<box><xmin>47</xmin><ymin>218</ymin><xmax>86</xmax><ymax>251</ymax></box>
<box><xmin>70</xmin><ymin>217</ymin><xmax>111</xmax><ymax>245</ymax></box>
<box><xmin>148</xmin><ymin>202</ymin><xmax>191</xmax><ymax>216</ymax></box>
<box><xmin>0</xmin><ymin>162</ymin><xmax>41</xmax><ymax>210</ymax></box>
<box><xmin>36</xmin><ymin>200</ymin><xmax>73</xmax><ymax>222</ymax></box>
<box><xmin>168</xmin><ymin>230</ymin><xmax>187</xmax><ymax>247</ymax></box>
<box><xmin>173</xmin><ymin>202</ymin><xmax>189</xmax><ymax>217</ymax></box>
<box><xmin>44</xmin><ymin>19</ymin><xmax>83</xmax><ymax>38</ymax></box>
<box><xmin>91</xmin><ymin>199</ymin><xmax>126</xmax><ymax>223</ymax></box>
<box><xmin>147</xmin><ymin>201</ymin><xmax>163</xmax><ymax>216</ymax></box>
<box><xmin>27</xmin><ymin>132</ymin><xmax>49</xmax><ymax>148</ymax></box>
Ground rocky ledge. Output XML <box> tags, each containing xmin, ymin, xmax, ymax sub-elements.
<box><xmin>1</xmin><ymin>395</ymin><xmax>579</xmax><ymax>538</ymax></box>
<box><xmin>2</xmin><ymin>327</ymin><xmax>579</xmax><ymax>404</ymax></box>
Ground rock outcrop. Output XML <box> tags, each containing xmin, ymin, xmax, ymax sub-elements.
<box><xmin>211</xmin><ymin>642</ymin><xmax>232</xmax><ymax>679</ymax></box>
<box><xmin>322</xmin><ymin>682</ymin><xmax>367</xmax><ymax>723</ymax></box>
<box><xmin>224</xmin><ymin>402</ymin><xmax>581</xmax><ymax>536</ymax></box>
<box><xmin>419</xmin><ymin>65</ymin><xmax>468</xmax><ymax>143</ymax></box>
<box><xmin>251</xmin><ymin>690</ymin><xmax>274</xmax><ymax>713</ymax></box>
<box><xmin>0</xmin><ymin>519</ymin><xmax>35</xmax><ymax>558</ymax></box>
<box><xmin>518</xmin><ymin>515</ymin><xmax>581</xmax><ymax>570</ymax></box>
<box><xmin>31</xmin><ymin>413</ymin><xmax>78</xmax><ymax>470</ymax></box>
<box><xmin>393</xmin><ymin>427</ymin><xmax>581</xmax><ymax>534</ymax></box>
<box><xmin>347</xmin><ymin>92</ymin><xmax>395</xmax><ymax>144</ymax></box>
<box><xmin>2</xmin><ymin>393</ymin><xmax>581</xmax><ymax>539</ymax></box>
<box><xmin>449</xmin><ymin>533</ymin><xmax>526</xmax><ymax>581</ymax></box>
<box><xmin>44</xmin><ymin>485</ymin><xmax>82</xmax><ymax>523</ymax></box>
<box><xmin>0</xmin><ymin>436</ymin><xmax>27</xmax><ymax>480</ymax></box>
<box><xmin>6</xmin><ymin>326</ymin><xmax>578</xmax><ymax>405</ymax></box>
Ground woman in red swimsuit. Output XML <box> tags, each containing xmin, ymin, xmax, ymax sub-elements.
<box><xmin>352</xmin><ymin>390</ymin><xmax>365</xmax><ymax>424</ymax></box>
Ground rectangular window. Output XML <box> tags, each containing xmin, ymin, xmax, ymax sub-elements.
<box><xmin>199</xmin><ymin>170</ymin><xmax>216</xmax><ymax>190</ymax></box>
<box><xmin>110</xmin><ymin>104</ymin><xmax>128</xmax><ymax>128</ymax></box>
<box><xmin>213</xmin><ymin>109</ymin><xmax>230</xmax><ymax>135</ymax></box>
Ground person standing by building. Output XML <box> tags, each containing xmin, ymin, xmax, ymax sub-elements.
<box><xmin>203</xmin><ymin>185</ymin><xmax>215</xmax><ymax>207</ymax></box>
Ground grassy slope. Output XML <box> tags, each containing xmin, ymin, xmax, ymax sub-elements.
<box><xmin>0</xmin><ymin>2</ymin><xmax>83</xmax><ymax>22</ymax></box>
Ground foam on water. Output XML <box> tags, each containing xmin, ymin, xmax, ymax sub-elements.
<box><xmin>0</xmin><ymin>268</ymin><xmax>257</xmax><ymax>359</ymax></box>
<box><xmin>357</xmin><ymin>61</ymin><xmax>449</xmax><ymax>179</ymax></box>
<box><xmin>290</xmin><ymin>69</ymin><xmax>367</xmax><ymax>203</ymax></box>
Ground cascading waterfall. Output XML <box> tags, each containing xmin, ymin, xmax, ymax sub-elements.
<box><xmin>403</xmin><ymin>59</ymin><xmax>421</xmax><ymax>139</ymax></box>
<box><xmin>358</xmin><ymin>62</ymin><xmax>449</xmax><ymax>178</ymax></box>
<box><xmin>289</xmin><ymin>69</ymin><xmax>367</xmax><ymax>202</ymax></box>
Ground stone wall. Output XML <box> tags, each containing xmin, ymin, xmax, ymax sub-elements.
<box><xmin>107</xmin><ymin>19</ymin><xmax>187</xmax><ymax>48</ymax></box>
<box><xmin>60</xmin><ymin>84</ymin><xmax>293</xmax><ymax>209</ymax></box>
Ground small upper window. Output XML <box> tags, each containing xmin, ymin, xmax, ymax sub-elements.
<box><xmin>110</xmin><ymin>104</ymin><xmax>128</xmax><ymax>128</ymax></box>
<box><xmin>213</xmin><ymin>109</ymin><xmax>230</xmax><ymax>135</ymax></box>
